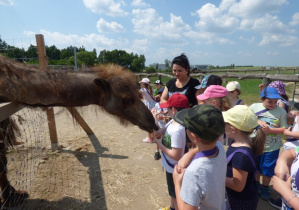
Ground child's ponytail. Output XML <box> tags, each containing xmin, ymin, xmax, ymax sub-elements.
<box><xmin>251</xmin><ymin>128</ymin><xmax>266</xmax><ymax>155</ymax></box>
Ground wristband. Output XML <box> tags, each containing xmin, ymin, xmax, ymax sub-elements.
<box><xmin>288</xmin><ymin>194</ymin><xmax>297</xmax><ymax>203</ymax></box>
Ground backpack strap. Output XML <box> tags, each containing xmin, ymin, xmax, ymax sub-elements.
<box><xmin>227</xmin><ymin>149</ymin><xmax>257</xmax><ymax>175</ymax></box>
<box><xmin>255</xmin><ymin>108</ymin><xmax>269</xmax><ymax>116</ymax></box>
<box><xmin>161</xmin><ymin>151</ymin><xmax>176</xmax><ymax>169</ymax></box>
<box><xmin>235</xmin><ymin>99</ymin><xmax>242</xmax><ymax>105</ymax></box>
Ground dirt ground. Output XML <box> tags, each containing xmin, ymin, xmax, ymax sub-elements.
<box><xmin>7</xmin><ymin>105</ymin><xmax>277</xmax><ymax>210</ymax></box>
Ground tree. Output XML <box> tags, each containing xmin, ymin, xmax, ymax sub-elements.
<box><xmin>0</xmin><ymin>38</ymin><xmax>8</xmax><ymax>54</ymax></box>
<box><xmin>25</xmin><ymin>44</ymin><xmax>38</xmax><ymax>61</ymax></box>
<box><xmin>165</xmin><ymin>59</ymin><xmax>170</xmax><ymax>68</ymax></box>
<box><xmin>102</xmin><ymin>49</ymin><xmax>145</xmax><ymax>72</ymax></box>
<box><xmin>77</xmin><ymin>51</ymin><xmax>96</xmax><ymax>67</ymax></box>
<box><xmin>78</xmin><ymin>45</ymin><xmax>86</xmax><ymax>52</ymax></box>
<box><xmin>146</xmin><ymin>66</ymin><xmax>156</xmax><ymax>73</ymax></box>
<box><xmin>61</xmin><ymin>46</ymin><xmax>77</xmax><ymax>60</ymax></box>
<box><xmin>46</xmin><ymin>45</ymin><xmax>61</xmax><ymax>60</ymax></box>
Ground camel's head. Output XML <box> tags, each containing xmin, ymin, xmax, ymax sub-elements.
<box><xmin>93</xmin><ymin>64</ymin><xmax>158</xmax><ymax>133</ymax></box>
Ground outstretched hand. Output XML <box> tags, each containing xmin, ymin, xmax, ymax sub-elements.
<box><xmin>272</xmin><ymin>175</ymin><xmax>292</xmax><ymax>195</ymax></box>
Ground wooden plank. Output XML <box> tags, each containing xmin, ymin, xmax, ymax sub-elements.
<box><xmin>36</xmin><ymin>34</ymin><xmax>59</xmax><ymax>151</ymax></box>
<box><xmin>67</xmin><ymin>107</ymin><xmax>94</xmax><ymax>135</ymax></box>
<box><xmin>46</xmin><ymin>107</ymin><xmax>58</xmax><ymax>151</ymax></box>
<box><xmin>0</xmin><ymin>103</ymin><xmax>24</xmax><ymax>123</ymax></box>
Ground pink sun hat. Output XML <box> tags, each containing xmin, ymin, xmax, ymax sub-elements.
<box><xmin>197</xmin><ymin>85</ymin><xmax>228</xmax><ymax>101</ymax></box>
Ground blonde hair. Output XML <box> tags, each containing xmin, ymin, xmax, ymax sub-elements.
<box><xmin>213</xmin><ymin>96</ymin><xmax>231</xmax><ymax>111</ymax></box>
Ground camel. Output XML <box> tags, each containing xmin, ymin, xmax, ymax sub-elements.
<box><xmin>0</xmin><ymin>54</ymin><xmax>158</xmax><ymax>207</ymax></box>
<box><xmin>0</xmin><ymin>54</ymin><xmax>157</xmax><ymax>133</ymax></box>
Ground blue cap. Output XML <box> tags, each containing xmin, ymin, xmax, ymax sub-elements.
<box><xmin>260</xmin><ymin>87</ymin><xmax>282</xmax><ymax>99</ymax></box>
<box><xmin>195</xmin><ymin>75</ymin><xmax>211</xmax><ymax>89</ymax></box>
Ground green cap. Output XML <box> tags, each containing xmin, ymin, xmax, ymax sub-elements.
<box><xmin>174</xmin><ymin>104</ymin><xmax>225</xmax><ymax>142</ymax></box>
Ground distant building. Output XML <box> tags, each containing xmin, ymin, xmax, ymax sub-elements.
<box><xmin>149</xmin><ymin>63</ymin><xmax>167</xmax><ymax>71</ymax></box>
<box><xmin>191</xmin><ymin>65</ymin><xmax>209</xmax><ymax>70</ymax></box>
<box><xmin>190</xmin><ymin>64</ymin><xmax>209</xmax><ymax>73</ymax></box>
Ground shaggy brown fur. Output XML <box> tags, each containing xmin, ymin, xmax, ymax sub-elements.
<box><xmin>0</xmin><ymin>54</ymin><xmax>158</xmax><ymax>133</ymax></box>
<box><xmin>0</xmin><ymin>54</ymin><xmax>158</xmax><ymax>207</ymax></box>
<box><xmin>0</xmin><ymin>118</ymin><xmax>29</xmax><ymax>207</ymax></box>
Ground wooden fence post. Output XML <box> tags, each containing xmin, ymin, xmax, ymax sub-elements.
<box><xmin>36</xmin><ymin>34</ymin><xmax>59</xmax><ymax>151</ymax></box>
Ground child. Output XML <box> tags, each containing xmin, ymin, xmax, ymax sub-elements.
<box><xmin>195</xmin><ymin>75</ymin><xmax>223</xmax><ymax>100</ymax></box>
<box><xmin>226</xmin><ymin>81</ymin><xmax>245</xmax><ymax>106</ymax></box>
<box><xmin>154</xmin><ymin>80</ymin><xmax>164</xmax><ymax>102</ymax></box>
<box><xmin>151</xmin><ymin>95</ymin><xmax>168</xmax><ymax>160</ymax></box>
<box><xmin>260</xmin><ymin>80</ymin><xmax>289</xmax><ymax>112</ymax></box>
<box><xmin>196</xmin><ymin>85</ymin><xmax>231</xmax><ymax>144</ymax></box>
<box><xmin>250</xmin><ymin>87</ymin><xmax>288</xmax><ymax>200</ymax></box>
<box><xmin>139</xmin><ymin>77</ymin><xmax>156</xmax><ymax>143</ymax></box>
<box><xmin>272</xmin><ymin>148</ymin><xmax>299</xmax><ymax>210</ymax></box>
<box><xmin>154</xmin><ymin>93</ymin><xmax>190</xmax><ymax>210</ymax></box>
<box><xmin>172</xmin><ymin>104</ymin><xmax>227</xmax><ymax>209</ymax></box>
<box><xmin>196</xmin><ymin>85</ymin><xmax>231</xmax><ymax>111</ymax></box>
<box><xmin>223</xmin><ymin>105</ymin><xmax>266</xmax><ymax>209</ymax></box>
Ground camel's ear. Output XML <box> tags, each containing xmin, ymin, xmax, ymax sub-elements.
<box><xmin>93</xmin><ymin>78</ymin><xmax>110</xmax><ymax>92</ymax></box>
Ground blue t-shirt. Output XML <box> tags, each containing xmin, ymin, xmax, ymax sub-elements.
<box><xmin>226</xmin><ymin>146</ymin><xmax>258</xmax><ymax>200</ymax></box>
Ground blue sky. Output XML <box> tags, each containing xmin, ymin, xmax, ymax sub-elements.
<box><xmin>1</xmin><ymin>0</ymin><xmax>299</xmax><ymax>67</ymax></box>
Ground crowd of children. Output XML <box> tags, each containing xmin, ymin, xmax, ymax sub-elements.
<box><xmin>138</xmin><ymin>55</ymin><xmax>299</xmax><ymax>210</ymax></box>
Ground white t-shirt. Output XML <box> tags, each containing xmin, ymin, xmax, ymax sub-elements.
<box><xmin>180</xmin><ymin>141</ymin><xmax>227</xmax><ymax>209</ymax></box>
<box><xmin>161</xmin><ymin>119</ymin><xmax>186</xmax><ymax>173</ymax></box>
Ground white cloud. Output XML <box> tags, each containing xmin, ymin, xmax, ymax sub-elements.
<box><xmin>290</xmin><ymin>13</ymin><xmax>299</xmax><ymax>26</ymax></box>
<box><xmin>130</xmin><ymin>39</ymin><xmax>150</xmax><ymax>53</ymax></box>
<box><xmin>131</xmin><ymin>9</ymin><xmax>190</xmax><ymax>44</ymax></box>
<box><xmin>228</xmin><ymin>0</ymin><xmax>288</xmax><ymax>18</ymax></box>
<box><xmin>252</xmin><ymin>14</ymin><xmax>289</xmax><ymax>34</ymax></box>
<box><xmin>24</xmin><ymin>30</ymin><xmax>129</xmax><ymax>52</ymax></box>
<box><xmin>194</xmin><ymin>3</ymin><xmax>239</xmax><ymax>34</ymax></box>
<box><xmin>259</xmin><ymin>34</ymin><xmax>298</xmax><ymax>46</ymax></box>
<box><xmin>219</xmin><ymin>0</ymin><xmax>235</xmax><ymax>11</ymax></box>
<box><xmin>0</xmin><ymin>0</ymin><xmax>13</xmax><ymax>6</ymax></box>
<box><xmin>96</xmin><ymin>18</ymin><xmax>125</xmax><ymax>33</ymax></box>
<box><xmin>185</xmin><ymin>30</ymin><xmax>234</xmax><ymax>45</ymax></box>
<box><xmin>83</xmin><ymin>0</ymin><xmax>128</xmax><ymax>17</ymax></box>
<box><xmin>131</xmin><ymin>0</ymin><xmax>149</xmax><ymax>7</ymax></box>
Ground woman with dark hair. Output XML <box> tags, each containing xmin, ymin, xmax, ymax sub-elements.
<box><xmin>160</xmin><ymin>54</ymin><xmax>200</xmax><ymax>107</ymax></box>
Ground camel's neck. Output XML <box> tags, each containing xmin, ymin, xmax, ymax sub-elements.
<box><xmin>1</xmin><ymin>69</ymin><xmax>101</xmax><ymax>107</ymax></box>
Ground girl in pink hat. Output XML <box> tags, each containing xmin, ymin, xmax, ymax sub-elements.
<box><xmin>139</xmin><ymin>78</ymin><xmax>156</xmax><ymax>143</ymax></box>
<box><xmin>196</xmin><ymin>85</ymin><xmax>231</xmax><ymax>111</ymax></box>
